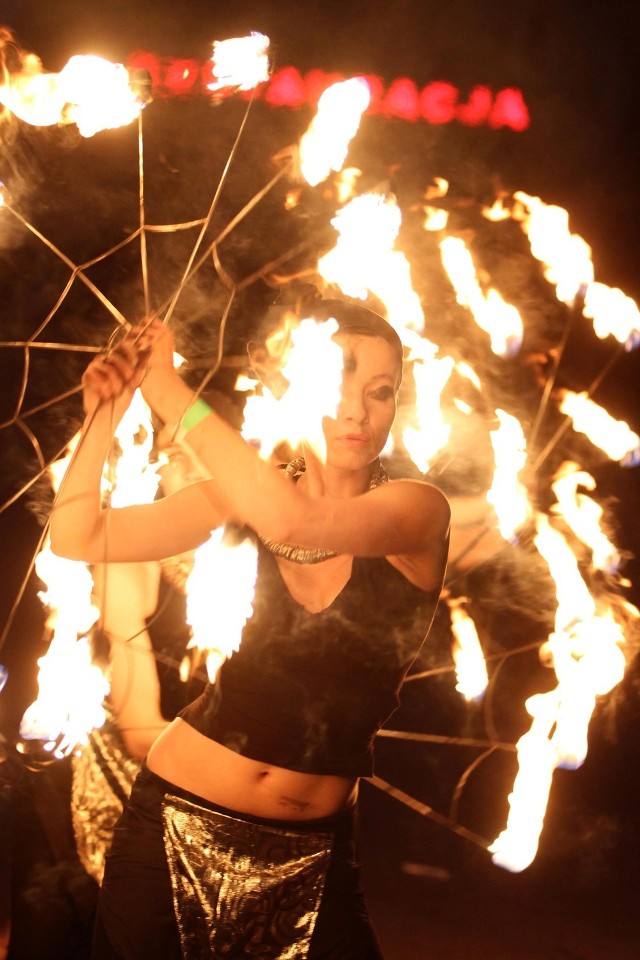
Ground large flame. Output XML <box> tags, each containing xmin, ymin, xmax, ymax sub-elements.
<box><xmin>19</xmin><ymin>439</ymin><xmax>107</xmax><ymax>756</ymax></box>
<box><xmin>489</xmin><ymin>692</ymin><xmax>559</xmax><ymax>872</ymax></box>
<box><xmin>241</xmin><ymin>316</ymin><xmax>344</xmax><ymax>462</ymax></box>
<box><xmin>20</xmin><ymin>390</ymin><xmax>159</xmax><ymax>756</ymax></box>
<box><xmin>299</xmin><ymin>78</ymin><xmax>370</xmax><ymax>187</ymax></box>
<box><xmin>185</xmin><ymin>527</ymin><xmax>258</xmax><ymax>681</ymax></box>
<box><xmin>0</xmin><ymin>52</ymin><xmax>144</xmax><ymax>136</ymax></box>
<box><xmin>318</xmin><ymin>192</ymin><xmax>425</xmax><ymax>335</ymax></box>
<box><xmin>490</xmin><ymin>513</ymin><xmax>627</xmax><ymax>871</ymax></box>
<box><xmin>582</xmin><ymin>282</ymin><xmax>640</xmax><ymax>351</ymax></box>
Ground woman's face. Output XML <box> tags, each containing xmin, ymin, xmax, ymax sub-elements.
<box><xmin>322</xmin><ymin>333</ymin><xmax>399</xmax><ymax>470</ymax></box>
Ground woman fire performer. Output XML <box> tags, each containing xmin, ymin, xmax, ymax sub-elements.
<box><xmin>50</xmin><ymin>290</ymin><xmax>450</xmax><ymax>960</ymax></box>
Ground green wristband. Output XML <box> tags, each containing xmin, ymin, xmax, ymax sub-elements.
<box><xmin>180</xmin><ymin>397</ymin><xmax>213</xmax><ymax>433</ymax></box>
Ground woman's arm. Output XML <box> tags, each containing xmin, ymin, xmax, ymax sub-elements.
<box><xmin>53</xmin><ymin>326</ymin><xmax>449</xmax><ymax>574</ymax></box>
<box><xmin>141</xmin><ymin>322</ymin><xmax>450</xmax><ymax>574</ymax></box>
<box><xmin>50</xmin><ymin>338</ymin><xmax>225</xmax><ymax>563</ymax></box>
<box><xmin>93</xmin><ymin>562</ymin><xmax>167</xmax><ymax>760</ymax></box>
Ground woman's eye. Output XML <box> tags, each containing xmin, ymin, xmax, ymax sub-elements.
<box><xmin>369</xmin><ymin>386</ymin><xmax>394</xmax><ymax>401</ymax></box>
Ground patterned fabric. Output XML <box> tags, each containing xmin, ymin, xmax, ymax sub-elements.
<box><xmin>162</xmin><ymin>794</ymin><xmax>333</xmax><ymax>959</ymax></box>
<box><xmin>71</xmin><ymin>710</ymin><xmax>140</xmax><ymax>884</ymax></box>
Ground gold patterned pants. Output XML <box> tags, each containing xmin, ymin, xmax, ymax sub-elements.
<box><xmin>91</xmin><ymin>765</ymin><xmax>383</xmax><ymax>959</ymax></box>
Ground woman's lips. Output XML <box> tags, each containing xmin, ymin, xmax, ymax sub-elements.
<box><xmin>339</xmin><ymin>433</ymin><xmax>369</xmax><ymax>444</ymax></box>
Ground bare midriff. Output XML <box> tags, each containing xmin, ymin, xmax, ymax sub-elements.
<box><xmin>146</xmin><ymin>718</ymin><xmax>358</xmax><ymax>821</ymax></box>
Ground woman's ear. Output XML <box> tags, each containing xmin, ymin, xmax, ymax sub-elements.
<box><xmin>247</xmin><ymin>341</ymin><xmax>290</xmax><ymax>399</ymax></box>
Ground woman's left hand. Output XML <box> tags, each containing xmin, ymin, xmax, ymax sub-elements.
<box><xmin>82</xmin><ymin>335</ymin><xmax>149</xmax><ymax>416</ymax></box>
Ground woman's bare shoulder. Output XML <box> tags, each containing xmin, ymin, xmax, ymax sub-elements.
<box><xmin>384</xmin><ymin>479</ymin><xmax>450</xmax><ymax>591</ymax></box>
<box><xmin>387</xmin><ymin>477</ymin><xmax>451</xmax><ymax>526</ymax></box>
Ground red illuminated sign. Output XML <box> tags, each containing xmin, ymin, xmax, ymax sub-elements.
<box><xmin>127</xmin><ymin>51</ymin><xmax>530</xmax><ymax>132</ymax></box>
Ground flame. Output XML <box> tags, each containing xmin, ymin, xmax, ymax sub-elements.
<box><xmin>513</xmin><ymin>191</ymin><xmax>593</xmax><ymax>303</ymax></box>
<box><xmin>439</xmin><ymin>236</ymin><xmax>523</xmax><ymax>357</ymax></box>
<box><xmin>535</xmin><ymin>513</ymin><xmax>595</xmax><ymax>629</ymax></box>
<box><xmin>482</xmin><ymin>197</ymin><xmax>511</xmax><ymax>222</ymax></box>
<box><xmin>20</xmin><ymin>390</ymin><xmax>159</xmax><ymax>755</ymax></box>
<box><xmin>489</xmin><ymin>692</ymin><xmax>559</xmax><ymax>872</ymax></box>
<box><xmin>0</xmin><ymin>53</ymin><xmax>144</xmax><ymax>136</ymax></box>
<box><xmin>559</xmin><ymin>390</ymin><xmax>640</xmax><ymax>464</ymax></box>
<box><xmin>299</xmin><ymin>78</ymin><xmax>370</xmax><ymax>187</ymax></box>
<box><xmin>0</xmin><ymin>52</ymin><xmax>62</xmax><ymax>126</ymax></box>
<box><xmin>423</xmin><ymin>206</ymin><xmax>449</xmax><ymax>231</ymax></box>
<box><xmin>424</xmin><ymin>177</ymin><xmax>449</xmax><ymax>199</ymax></box>
<box><xmin>402</xmin><ymin>340</ymin><xmax>454</xmax><ymax>473</ymax></box>
<box><xmin>491</xmin><ymin>513</ymin><xmax>627</xmax><ymax>871</ymax></box>
<box><xmin>454</xmin><ymin>360</ymin><xmax>482</xmax><ymax>391</ymax></box>
<box><xmin>185</xmin><ymin>527</ymin><xmax>258</xmax><ymax>681</ymax></box>
<box><xmin>315</xmin><ymin>187</ymin><xmax>458</xmax><ymax>473</ymax></box>
<box><xmin>448</xmin><ymin>598</ymin><xmax>488</xmax><ymax>702</ymax></box>
<box><xmin>514</xmin><ymin>192</ymin><xmax>640</xmax><ymax>349</ymax></box>
<box><xmin>551</xmin><ymin>462</ymin><xmax>620</xmax><ymax>573</ymax></box>
<box><xmin>543</xmin><ymin>617</ymin><xmax>626</xmax><ymax>770</ymax></box>
<box><xmin>234</xmin><ymin>373</ymin><xmax>258</xmax><ymax>392</ymax></box>
<box><xmin>486</xmin><ymin>409</ymin><xmax>532</xmax><ymax>540</ymax></box>
<box><xmin>318</xmin><ymin>192</ymin><xmax>424</xmax><ymax>334</ymax></box>
<box><xmin>207</xmin><ymin>32</ymin><xmax>270</xmax><ymax>92</ymax></box>
<box><xmin>19</xmin><ymin>440</ymin><xmax>107</xmax><ymax>756</ymax></box>
<box><xmin>582</xmin><ymin>282</ymin><xmax>640</xmax><ymax>351</ymax></box>
<box><xmin>107</xmin><ymin>389</ymin><xmax>160</xmax><ymax>507</ymax></box>
<box><xmin>241</xmin><ymin>317</ymin><xmax>343</xmax><ymax>463</ymax></box>
<box><xmin>335</xmin><ymin>167</ymin><xmax>363</xmax><ymax>204</ymax></box>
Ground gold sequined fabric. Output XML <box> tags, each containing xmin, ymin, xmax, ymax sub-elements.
<box><xmin>71</xmin><ymin>710</ymin><xmax>141</xmax><ymax>884</ymax></box>
<box><xmin>162</xmin><ymin>794</ymin><xmax>333</xmax><ymax>959</ymax></box>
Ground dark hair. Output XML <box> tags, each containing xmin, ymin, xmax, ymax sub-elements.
<box><xmin>260</xmin><ymin>284</ymin><xmax>404</xmax><ymax>378</ymax></box>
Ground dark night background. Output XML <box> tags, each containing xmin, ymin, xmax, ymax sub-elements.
<box><xmin>1</xmin><ymin>2</ymin><xmax>639</xmax><ymax>958</ymax></box>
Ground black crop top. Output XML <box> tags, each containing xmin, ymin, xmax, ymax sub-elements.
<box><xmin>179</xmin><ymin>533</ymin><xmax>442</xmax><ymax>777</ymax></box>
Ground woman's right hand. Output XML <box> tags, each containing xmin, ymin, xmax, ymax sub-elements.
<box><xmin>82</xmin><ymin>335</ymin><xmax>150</xmax><ymax>417</ymax></box>
<box><xmin>134</xmin><ymin>320</ymin><xmax>196</xmax><ymax>428</ymax></box>
<box><xmin>138</xmin><ymin>318</ymin><xmax>176</xmax><ymax>375</ymax></box>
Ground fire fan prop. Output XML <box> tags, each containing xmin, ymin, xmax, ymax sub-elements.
<box><xmin>0</xmin><ymin>27</ymin><xmax>638</xmax><ymax>878</ymax></box>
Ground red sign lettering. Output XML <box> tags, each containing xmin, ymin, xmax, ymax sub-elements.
<box><xmin>126</xmin><ymin>52</ymin><xmax>530</xmax><ymax>131</ymax></box>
